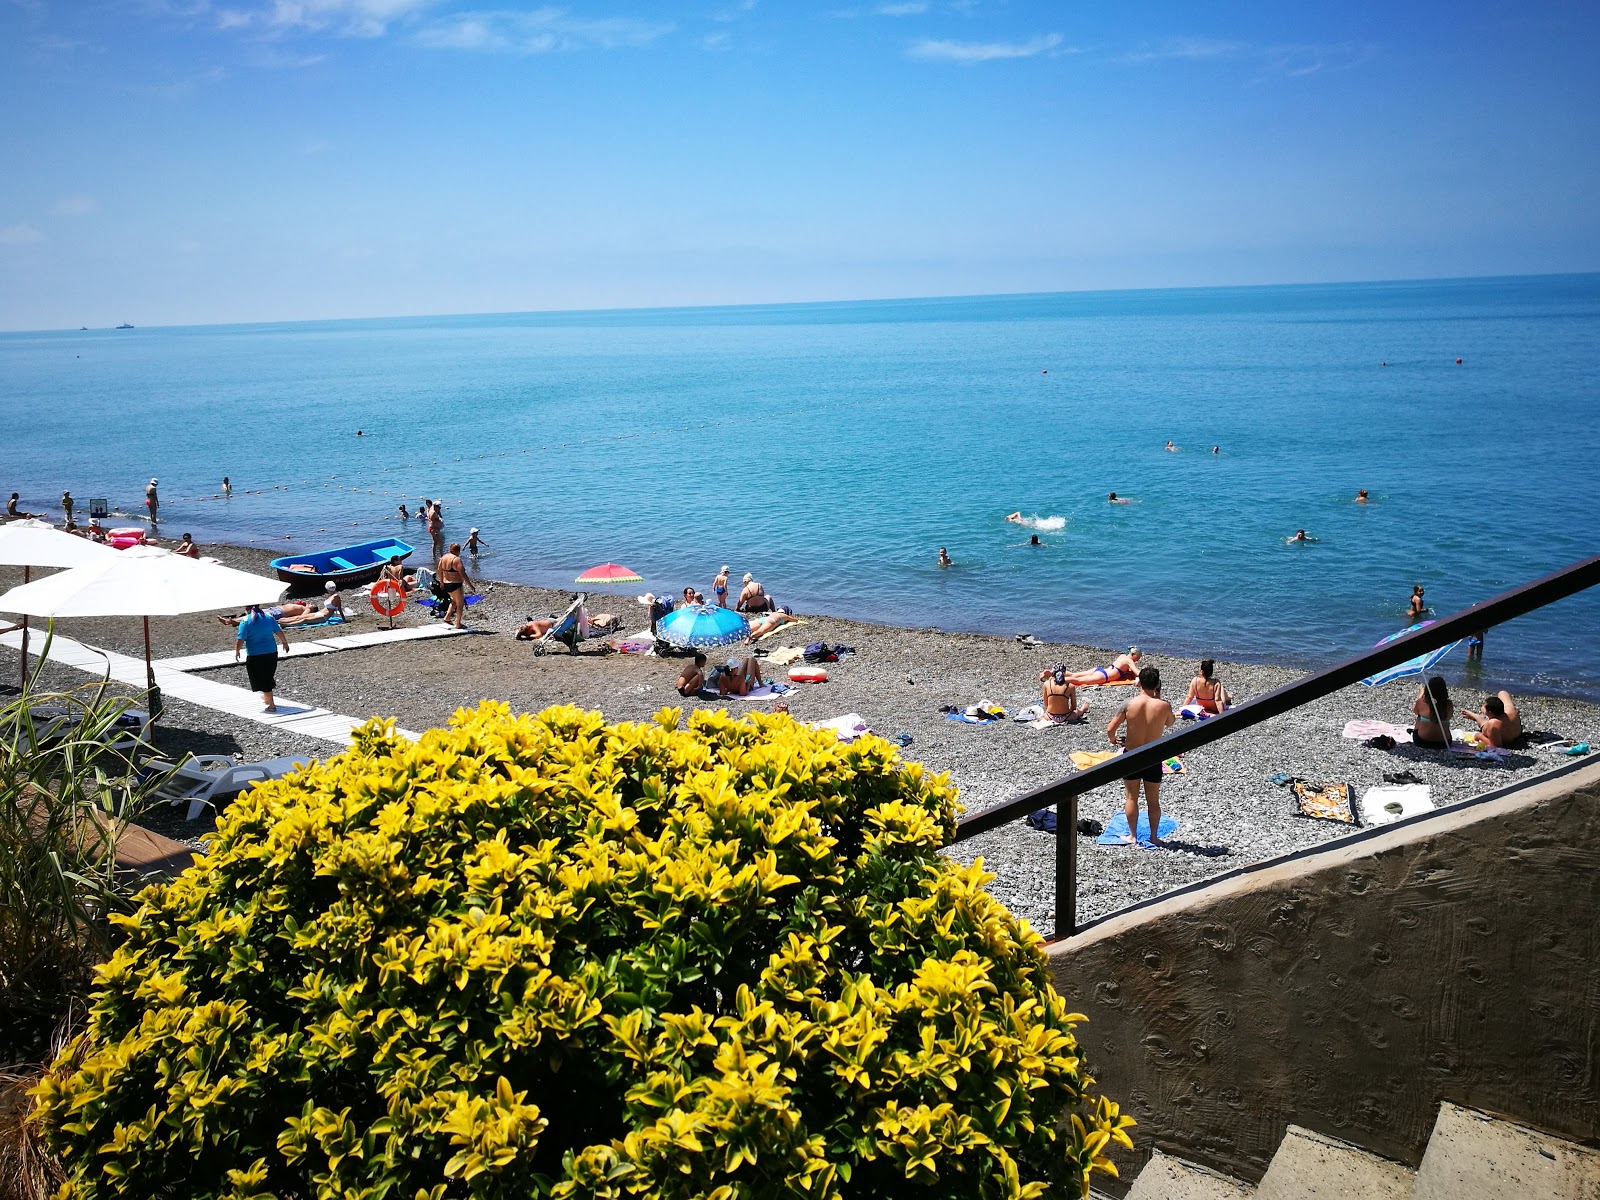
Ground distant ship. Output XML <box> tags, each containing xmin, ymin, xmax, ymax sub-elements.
<box><xmin>116</xmin><ymin>323</ymin><xmax>134</xmax><ymax>329</ymax></box>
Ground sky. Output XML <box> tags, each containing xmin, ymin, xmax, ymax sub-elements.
<box><xmin>3</xmin><ymin>0</ymin><xmax>1598</xmax><ymax>329</ymax></box>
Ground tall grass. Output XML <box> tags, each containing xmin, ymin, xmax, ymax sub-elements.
<box><xmin>1</xmin><ymin>646</ymin><xmax>163</xmax><ymax>1065</ymax></box>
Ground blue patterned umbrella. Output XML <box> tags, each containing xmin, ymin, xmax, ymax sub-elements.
<box><xmin>657</xmin><ymin>603</ymin><xmax>749</xmax><ymax>649</ymax></box>
<box><xmin>1360</xmin><ymin>621</ymin><xmax>1461</xmax><ymax>687</ymax></box>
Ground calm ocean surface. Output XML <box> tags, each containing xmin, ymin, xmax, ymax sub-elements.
<box><xmin>4</xmin><ymin>275</ymin><xmax>1599</xmax><ymax>697</ymax></box>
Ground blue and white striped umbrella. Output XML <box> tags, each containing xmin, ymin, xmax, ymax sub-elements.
<box><xmin>657</xmin><ymin>603</ymin><xmax>749</xmax><ymax>649</ymax></box>
<box><xmin>1360</xmin><ymin>621</ymin><xmax>1461</xmax><ymax>687</ymax></box>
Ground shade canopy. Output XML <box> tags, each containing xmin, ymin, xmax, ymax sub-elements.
<box><xmin>1360</xmin><ymin>621</ymin><xmax>1462</xmax><ymax>688</ymax></box>
<box><xmin>0</xmin><ymin>518</ymin><xmax>117</xmax><ymax>569</ymax></box>
<box><xmin>657</xmin><ymin>603</ymin><xmax>749</xmax><ymax>650</ymax></box>
<box><xmin>575</xmin><ymin>563</ymin><xmax>643</xmax><ymax>585</ymax></box>
<box><xmin>0</xmin><ymin>544</ymin><xmax>284</xmax><ymax>619</ymax></box>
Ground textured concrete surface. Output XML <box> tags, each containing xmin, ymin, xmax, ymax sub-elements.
<box><xmin>1125</xmin><ymin>1151</ymin><xmax>1255</xmax><ymax>1200</ymax></box>
<box><xmin>1049</xmin><ymin>756</ymin><xmax>1600</xmax><ymax>1188</ymax></box>
<box><xmin>1412</xmin><ymin>1103</ymin><xmax>1600</xmax><ymax>1200</ymax></box>
<box><xmin>1253</xmin><ymin>1126</ymin><xmax>1414</xmax><ymax>1200</ymax></box>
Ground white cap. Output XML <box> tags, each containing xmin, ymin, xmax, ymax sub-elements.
<box><xmin>470</xmin><ymin>527</ymin><xmax>479</xmax><ymax>534</ymax></box>
<box><xmin>325</xmin><ymin>581</ymin><xmax>337</xmax><ymax>591</ymax></box>
<box><xmin>150</xmin><ymin>478</ymin><xmax>159</xmax><ymax>485</ymax></box>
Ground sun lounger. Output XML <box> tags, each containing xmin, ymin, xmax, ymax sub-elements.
<box><xmin>148</xmin><ymin>753</ymin><xmax>312</xmax><ymax>820</ymax></box>
<box><xmin>533</xmin><ymin>596</ymin><xmax>611</xmax><ymax>656</ymax></box>
<box><xmin>22</xmin><ymin>704</ymin><xmax>151</xmax><ymax>754</ymax></box>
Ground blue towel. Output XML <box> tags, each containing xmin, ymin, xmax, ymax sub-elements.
<box><xmin>289</xmin><ymin>614</ymin><xmax>346</xmax><ymax>630</ymax></box>
<box><xmin>945</xmin><ymin>711</ymin><xmax>1001</xmax><ymax>725</ymax></box>
<box><xmin>1097</xmin><ymin>811</ymin><xmax>1179</xmax><ymax>848</ymax></box>
<box><xmin>418</xmin><ymin>594</ymin><xmax>483</xmax><ymax>608</ymax></box>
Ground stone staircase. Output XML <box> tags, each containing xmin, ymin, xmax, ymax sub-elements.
<box><xmin>1110</xmin><ymin>1102</ymin><xmax>1600</xmax><ymax>1200</ymax></box>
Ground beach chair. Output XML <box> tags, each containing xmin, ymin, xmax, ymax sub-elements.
<box><xmin>533</xmin><ymin>595</ymin><xmax>611</xmax><ymax>656</ymax></box>
<box><xmin>22</xmin><ymin>704</ymin><xmax>151</xmax><ymax>754</ymax></box>
<box><xmin>147</xmin><ymin>753</ymin><xmax>312</xmax><ymax>821</ymax></box>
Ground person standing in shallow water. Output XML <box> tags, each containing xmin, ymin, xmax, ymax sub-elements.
<box><xmin>145</xmin><ymin>478</ymin><xmax>159</xmax><ymax>522</ymax></box>
<box><xmin>938</xmin><ymin>547</ymin><xmax>952</xmax><ymax>567</ymax></box>
<box><xmin>61</xmin><ymin>490</ymin><xmax>74</xmax><ymax>523</ymax></box>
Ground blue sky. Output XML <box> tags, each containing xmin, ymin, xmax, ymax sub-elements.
<box><xmin>3</xmin><ymin>0</ymin><xmax>1597</xmax><ymax>328</ymax></box>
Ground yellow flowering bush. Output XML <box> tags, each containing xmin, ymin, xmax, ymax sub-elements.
<box><xmin>35</xmin><ymin>703</ymin><xmax>1131</xmax><ymax>1200</ymax></box>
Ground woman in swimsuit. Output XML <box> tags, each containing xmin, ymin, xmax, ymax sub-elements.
<box><xmin>1184</xmin><ymin>659</ymin><xmax>1230</xmax><ymax>714</ymax></box>
<box><xmin>1407</xmin><ymin>585</ymin><xmax>1427</xmax><ymax>621</ymax></box>
<box><xmin>1411</xmin><ymin>675</ymin><xmax>1454</xmax><ymax>749</ymax></box>
<box><xmin>1040</xmin><ymin>666</ymin><xmax>1088</xmax><ymax>723</ymax></box>
<box><xmin>1062</xmin><ymin>647</ymin><xmax>1142</xmax><ymax>687</ymax></box>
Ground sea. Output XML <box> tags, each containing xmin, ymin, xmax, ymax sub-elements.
<box><xmin>4</xmin><ymin>274</ymin><xmax>1599</xmax><ymax>699</ymax></box>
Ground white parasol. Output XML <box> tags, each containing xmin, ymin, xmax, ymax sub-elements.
<box><xmin>0</xmin><ymin>518</ymin><xmax>117</xmax><ymax>686</ymax></box>
<box><xmin>0</xmin><ymin>544</ymin><xmax>285</xmax><ymax>702</ymax></box>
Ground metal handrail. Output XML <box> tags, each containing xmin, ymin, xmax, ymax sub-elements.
<box><xmin>951</xmin><ymin>552</ymin><xmax>1600</xmax><ymax>937</ymax></box>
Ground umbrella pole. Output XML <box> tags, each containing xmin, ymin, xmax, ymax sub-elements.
<box><xmin>18</xmin><ymin>566</ymin><xmax>29</xmax><ymax>691</ymax></box>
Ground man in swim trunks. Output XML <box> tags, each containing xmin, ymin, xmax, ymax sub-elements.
<box><xmin>1105</xmin><ymin>666</ymin><xmax>1175</xmax><ymax>847</ymax></box>
<box><xmin>437</xmin><ymin>542</ymin><xmax>472</xmax><ymax>628</ymax></box>
<box><xmin>1464</xmin><ymin>691</ymin><xmax>1522</xmax><ymax>748</ymax></box>
<box><xmin>1039</xmin><ymin>665</ymin><xmax>1088</xmax><ymax>723</ymax></box>
<box><xmin>1062</xmin><ymin>647</ymin><xmax>1142</xmax><ymax>687</ymax></box>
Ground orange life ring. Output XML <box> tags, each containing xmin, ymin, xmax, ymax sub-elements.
<box><xmin>370</xmin><ymin>579</ymin><xmax>406</xmax><ymax>617</ymax></box>
<box><xmin>788</xmin><ymin>666</ymin><xmax>829</xmax><ymax>683</ymax></box>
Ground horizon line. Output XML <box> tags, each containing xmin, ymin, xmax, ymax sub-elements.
<box><xmin>6</xmin><ymin>268</ymin><xmax>1597</xmax><ymax>336</ymax></box>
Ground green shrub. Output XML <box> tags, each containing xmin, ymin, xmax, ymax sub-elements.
<box><xmin>35</xmin><ymin>703</ymin><xmax>1131</xmax><ymax>1199</ymax></box>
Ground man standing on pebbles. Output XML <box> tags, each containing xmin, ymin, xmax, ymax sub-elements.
<box><xmin>1105</xmin><ymin>666</ymin><xmax>1175</xmax><ymax>847</ymax></box>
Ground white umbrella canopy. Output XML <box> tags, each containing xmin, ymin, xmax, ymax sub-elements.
<box><xmin>0</xmin><ymin>518</ymin><xmax>118</xmax><ymax>569</ymax></box>
<box><xmin>0</xmin><ymin>544</ymin><xmax>285</xmax><ymax>702</ymax></box>
<box><xmin>0</xmin><ymin>543</ymin><xmax>283</xmax><ymax>618</ymax></box>
<box><xmin>0</xmin><ymin>518</ymin><xmax>117</xmax><ymax>686</ymax></box>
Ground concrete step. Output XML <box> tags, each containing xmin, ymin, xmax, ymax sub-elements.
<box><xmin>1413</xmin><ymin>1102</ymin><xmax>1600</xmax><ymax>1200</ymax></box>
<box><xmin>1254</xmin><ymin>1126</ymin><xmax>1414</xmax><ymax>1200</ymax></box>
<box><xmin>1126</xmin><ymin>1150</ymin><xmax>1256</xmax><ymax>1200</ymax></box>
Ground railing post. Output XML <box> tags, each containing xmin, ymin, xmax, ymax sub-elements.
<box><xmin>1056</xmin><ymin>790</ymin><xmax>1077</xmax><ymax>938</ymax></box>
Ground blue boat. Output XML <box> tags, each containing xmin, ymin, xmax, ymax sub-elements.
<box><xmin>270</xmin><ymin>538</ymin><xmax>414</xmax><ymax>590</ymax></box>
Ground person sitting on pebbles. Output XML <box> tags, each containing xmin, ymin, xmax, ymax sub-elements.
<box><xmin>1037</xmin><ymin>664</ymin><xmax>1089</xmax><ymax>723</ymax></box>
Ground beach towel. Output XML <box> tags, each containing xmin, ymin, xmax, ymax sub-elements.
<box><xmin>756</xmin><ymin>619</ymin><xmax>807</xmax><ymax>642</ymax></box>
<box><xmin>1097</xmin><ymin>810</ymin><xmax>1180</xmax><ymax>848</ymax></box>
<box><xmin>1342</xmin><ymin>720</ymin><xmax>1412</xmax><ymax>743</ymax></box>
<box><xmin>947</xmin><ymin>711</ymin><xmax>1003</xmax><ymax>725</ymax></box>
<box><xmin>1082</xmin><ymin>678</ymin><xmax>1138</xmax><ymax>689</ymax></box>
<box><xmin>1178</xmin><ymin>703</ymin><xmax>1214</xmax><ymax>721</ymax></box>
<box><xmin>1293</xmin><ymin>780</ymin><xmax>1355</xmax><ymax>824</ymax></box>
<box><xmin>610</xmin><ymin>629</ymin><xmax>654</xmax><ymax>653</ymax></box>
<box><xmin>1358</xmin><ymin>784</ymin><xmax>1433</xmax><ymax>826</ymax></box>
<box><xmin>726</xmin><ymin>683</ymin><xmax>792</xmax><ymax>701</ymax></box>
<box><xmin>418</xmin><ymin>594</ymin><xmax>484</xmax><ymax>608</ymax></box>
<box><xmin>1161</xmin><ymin>757</ymin><xmax>1186</xmax><ymax>776</ymax></box>
<box><xmin>1069</xmin><ymin>749</ymin><xmax>1121</xmax><ymax>771</ymax></box>
<box><xmin>813</xmin><ymin>713</ymin><xmax>869</xmax><ymax>742</ymax></box>
<box><xmin>768</xmin><ymin>646</ymin><xmax>805</xmax><ymax>665</ymax></box>
<box><xmin>286</xmin><ymin>614</ymin><xmax>346</xmax><ymax>630</ymax></box>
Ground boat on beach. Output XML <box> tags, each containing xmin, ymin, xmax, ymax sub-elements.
<box><xmin>270</xmin><ymin>538</ymin><xmax>413</xmax><ymax>590</ymax></box>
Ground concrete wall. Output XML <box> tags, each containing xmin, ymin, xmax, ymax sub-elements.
<box><xmin>1048</xmin><ymin>757</ymin><xmax>1600</xmax><ymax>1188</ymax></box>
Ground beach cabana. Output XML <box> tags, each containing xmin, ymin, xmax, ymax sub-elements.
<box><xmin>0</xmin><ymin>544</ymin><xmax>284</xmax><ymax>715</ymax></box>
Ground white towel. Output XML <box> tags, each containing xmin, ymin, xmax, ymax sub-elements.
<box><xmin>1358</xmin><ymin>784</ymin><xmax>1433</xmax><ymax>826</ymax></box>
<box><xmin>813</xmin><ymin>713</ymin><xmax>869</xmax><ymax>742</ymax></box>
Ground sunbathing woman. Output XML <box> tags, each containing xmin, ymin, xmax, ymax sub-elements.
<box><xmin>1061</xmin><ymin>647</ymin><xmax>1142</xmax><ymax>687</ymax></box>
<box><xmin>746</xmin><ymin>609</ymin><xmax>799</xmax><ymax>640</ymax></box>
<box><xmin>716</xmin><ymin>655</ymin><xmax>764</xmax><ymax>697</ymax></box>
<box><xmin>278</xmin><ymin>584</ymin><xmax>346</xmax><ymax>626</ymax></box>
<box><xmin>1183</xmin><ymin>659</ymin><xmax>1231</xmax><ymax>714</ymax></box>
<box><xmin>379</xmin><ymin>556</ymin><xmax>416</xmax><ymax>591</ymax></box>
<box><xmin>1040</xmin><ymin>666</ymin><xmax>1089</xmax><ymax>723</ymax></box>
<box><xmin>218</xmin><ymin>602</ymin><xmax>310</xmax><ymax>627</ymax></box>
<box><xmin>736</xmin><ymin>574</ymin><xmax>774</xmax><ymax>613</ymax></box>
<box><xmin>1411</xmin><ymin>675</ymin><xmax>1455</xmax><ymax>749</ymax></box>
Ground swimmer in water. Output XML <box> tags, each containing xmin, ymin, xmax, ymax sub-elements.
<box><xmin>1108</xmin><ymin>492</ymin><xmax>1132</xmax><ymax>504</ymax></box>
<box><xmin>1356</xmin><ymin>489</ymin><xmax>1370</xmax><ymax>503</ymax></box>
<box><xmin>1005</xmin><ymin>512</ymin><xmax>1023</xmax><ymax>523</ymax></box>
<box><xmin>1287</xmin><ymin>529</ymin><xmax>1318</xmax><ymax>544</ymax></box>
<box><xmin>356</xmin><ymin>430</ymin><xmax>364</xmax><ymax>436</ymax></box>
<box><xmin>1408</xmin><ymin>585</ymin><xmax>1428</xmax><ymax>621</ymax></box>
<box><xmin>1165</xmin><ymin>440</ymin><xmax>1179</xmax><ymax>452</ymax></box>
<box><xmin>938</xmin><ymin>547</ymin><xmax>952</xmax><ymax>567</ymax></box>
<box><xmin>1211</xmin><ymin>445</ymin><xmax>1220</xmax><ymax>455</ymax></box>
<box><xmin>1029</xmin><ymin>534</ymin><xmax>1041</xmax><ymax>546</ymax></box>
<box><xmin>397</xmin><ymin>503</ymin><xmax>410</xmax><ymax>520</ymax></box>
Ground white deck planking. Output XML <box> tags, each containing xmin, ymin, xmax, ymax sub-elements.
<box><xmin>153</xmin><ymin>622</ymin><xmax>469</xmax><ymax>672</ymax></box>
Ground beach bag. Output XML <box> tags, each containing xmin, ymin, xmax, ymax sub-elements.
<box><xmin>803</xmin><ymin>642</ymin><xmax>837</xmax><ymax>664</ymax></box>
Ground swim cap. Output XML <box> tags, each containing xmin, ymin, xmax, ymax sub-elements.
<box><xmin>325</xmin><ymin>581</ymin><xmax>337</xmax><ymax>592</ymax></box>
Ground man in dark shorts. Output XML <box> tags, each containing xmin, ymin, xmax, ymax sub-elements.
<box><xmin>436</xmin><ymin>542</ymin><xmax>472</xmax><ymax>629</ymax></box>
<box><xmin>233</xmin><ymin>604</ymin><xmax>290</xmax><ymax>712</ymax></box>
<box><xmin>1105</xmin><ymin>666</ymin><xmax>1175</xmax><ymax>846</ymax></box>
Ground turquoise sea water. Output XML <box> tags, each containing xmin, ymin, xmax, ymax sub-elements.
<box><xmin>4</xmin><ymin>274</ymin><xmax>1599</xmax><ymax>697</ymax></box>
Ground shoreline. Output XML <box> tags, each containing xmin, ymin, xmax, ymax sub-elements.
<box><xmin>4</xmin><ymin>538</ymin><xmax>1598</xmax><ymax>937</ymax></box>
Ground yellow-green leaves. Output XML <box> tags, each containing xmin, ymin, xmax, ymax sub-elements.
<box><xmin>35</xmin><ymin>702</ymin><xmax>1128</xmax><ymax>1200</ymax></box>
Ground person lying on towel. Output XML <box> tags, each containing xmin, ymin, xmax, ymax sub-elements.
<box><xmin>1060</xmin><ymin>647</ymin><xmax>1142</xmax><ymax>687</ymax></box>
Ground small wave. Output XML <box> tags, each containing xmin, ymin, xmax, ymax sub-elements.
<box><xmin>1012</xmin><ymin>514</ymin><xmax>1066</xmax><ymax>531</ymax></box>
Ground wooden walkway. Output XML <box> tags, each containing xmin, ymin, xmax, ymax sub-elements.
<box><xmin>2</xmin><ymin>629</ymin><xmax>424</xmax><ymax>747</ymax></box>
<box><xmin>156</xmin><ymin>623</ymin><xmax>470</xmax><ymax>672</ymax></box>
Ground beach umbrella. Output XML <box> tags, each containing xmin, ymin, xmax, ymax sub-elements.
<box><xmin>0</xmin><ymin>544</ymin><xmax>285</xmax><ymax>706</ymax></box>
<box><xmin>657</xmin><ymin>603</ymin><xmax>749</xmax><ymax>650</ymax></box>
<box><xmin>575</xmin><ymin>562</ymin><xmax>643</xmax><ymax>597</ymax></box>
<box><xmin>0</xmin><ymin>518</ymin><xmax>116</xmax><ymax>686</ymax></box>
<box><xmin>1359</xmin><ymin>621</ymin><xmax>1462</xmax><ymax>688</ymax></box>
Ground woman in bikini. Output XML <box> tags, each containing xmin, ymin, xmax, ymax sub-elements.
<box><xmin>1040</xmin><ymin>666</ymin><xmax>1088</xmax><ymax>723</ymax></box>
<box><xmin>1062</xmin><ymin>647</ymin><xmax>1142</xmax><ymax>687</ymax></box>
<box><xmin>1407</xmin><ymin>585</ymin><xmax>1428</xmax><ymax>622</ymax></box>
<box><xmin>1411</xmin><ymin>675</ymin><xmax>1454</xmax><ymax>749</ymax></box>
<box><xmin>1183</xmin><ymin>659</ymin><xmax>1230</xmax><ymax>714</ymax></box>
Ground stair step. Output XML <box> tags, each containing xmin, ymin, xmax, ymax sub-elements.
<box><xmin>1413</xmin><ymin>1102</ymin><xmax>1600</xmax><ymax>1200</ymax></box>
<box><xmin>1126</xmin><ymin>1150</ymin><xmax>1256</xmax><ymax>1200</ymax></box>
<box><xmin>1254</xmin><ymin>1126</ymin><xmax>1414</xmax><ymax>1200</ymax></box>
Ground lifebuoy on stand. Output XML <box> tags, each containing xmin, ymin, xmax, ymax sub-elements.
<box><xmin>370</xmin><ymin>579</ymin><xmax>406</xmax><ymax>628</ymax></box>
